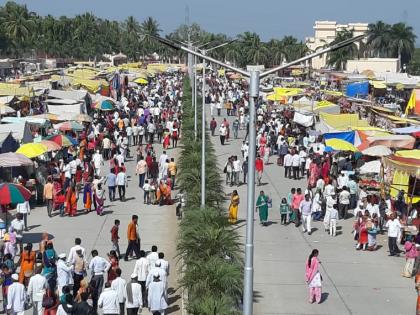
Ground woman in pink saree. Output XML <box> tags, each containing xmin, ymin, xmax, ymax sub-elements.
<box><xmin>308</xmin><ymin>161</ymin><xmax>320</xmax><ymax>188</ymax></box>
<box><xmin>305</xmin><ymin>249</ymin><xmax>322</xmax><ymax>304</ymax></box>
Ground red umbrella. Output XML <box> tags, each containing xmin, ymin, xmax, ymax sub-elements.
<box><xmin>0</xmin><ymin>183</ymin><xmax>31</xmax><ymax>205</ymax></box>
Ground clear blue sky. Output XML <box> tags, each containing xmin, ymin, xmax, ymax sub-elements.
<box><xmin>3</xmin><ymin>0</ymin><xmax>419</xmax><ymax>43</ymax></box>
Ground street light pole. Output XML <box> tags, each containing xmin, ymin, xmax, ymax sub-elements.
<box><xmin>194</xmin><ymin>54</ymin><xmax>198</xmax><ymax>140</ymax></box>
<box><xmin>243</xmin><ymin>70</ymin><xmax>259</xmax><ymax>315</ymax></box>
<box><xmin>201</xmin><ymin>54</ymin><xmax>206</xmax><ymax>208</ymax></box>
<box><xmin>150</xmin><ymin>33</ymin><xmax>365</xmax><ymax>315</ymax></box>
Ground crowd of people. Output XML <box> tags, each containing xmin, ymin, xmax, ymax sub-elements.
<box><xmin>204</xmin><ymin>73</ymin><xmax>420</xmax><ymax>310</ymax></box>
<box><xmin>1</xmin><ymin>71</ymin><xmax>185</xmax><ymax>314</ymax></box>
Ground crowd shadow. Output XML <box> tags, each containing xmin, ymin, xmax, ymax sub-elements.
<box><xmin>27</xmin><ymin>224</ymin><xmax>41</xmax><ymax>231</ymax></box>
<box><xmin>23</xmin><ymin>232</ymin><xmax>54</xmax><ymax>244</ymax></box>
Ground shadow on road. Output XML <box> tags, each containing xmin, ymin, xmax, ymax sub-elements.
<box><xmin>23</xmin><ymin>232</ymin><xmax>54</xmax><ymax>243</ymax></box>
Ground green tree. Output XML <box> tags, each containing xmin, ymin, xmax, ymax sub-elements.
<box><xmin>389</xmin><ymin>22</ymin><xmax>416</xmax><ymax>66</ymax></box>
<box><xmin>367</xmin><ymin>21</ymin><xmax>391</xmax><ymax>57</ymax></box>
<box><xmin>0</xmin><ymin>1</ymin><xmax>35</xmax><ymax>56</ymax></box>
<box><xmin>327</xmin><ymin>29</ymin><xmax>358</xmax><ymax>70</ymax></box>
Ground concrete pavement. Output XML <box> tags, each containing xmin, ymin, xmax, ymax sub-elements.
<box><xmin>15</xmin><ymin>144</ymin><xmax>181</xmax><ymax>315</ymax></box>
<box><xmin>209</xmin><ymin>109</ymin><xmax>415</xmax><ymax>315</ymax></box>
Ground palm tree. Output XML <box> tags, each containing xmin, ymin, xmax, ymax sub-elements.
<box><xmin>0</xmin><ymin>2</ymin><xmax>35</xmax><ymax>56</ymax></box>
<box><xmin>267</xmin><ymin>39</ymin><xmax>284</xmax><ymax>66</ymax></box>
<box><xmin>367</xmin><ymin>21</ymin><xmax>391</xmax><ymax>57</ymax></box>
<box><xmin>238</xmin><ymin>32</ymin><xmax>268</xmax><ymax>66</ymax></box>
<box><xmin>327</xmin><ymin>29</ymin><xmax>358</xmax><ymax>70</ymax></box>
<box><xmin>141</xmin><ymin>17</ymin><xmax>161</xmax><ymax>55</ymax></box>
<box><xmin>390</xmin><ymin>22</ymin><xmax>416</xmax><ymax>66</ymax></box>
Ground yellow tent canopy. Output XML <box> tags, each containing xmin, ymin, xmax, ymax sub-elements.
<box><xmin>72</xmin><ymin>78</ymin><xmax>109</xmax><ymax>94</ymax></box>
<box><xmin>316</xmin><ymin>100</ymin><xmax>336</xmax><ymax>109</ymax></box>
<box><xmin>0</xmin><ymin>86</ymin><xmax>34</xmax><ymax>97</ymax></box>
<box><xmin>320</xmin><ymin>113</ymin><xmax>370</xmax><ymax>130</ymax></box>
<box><xmin>325</xmin><ymin>139</ymin><xmax>358</xmax><ymax>152</ymax></box>
<box><xmin>395</xmin><ymin>150</ymin><xmax>420</xmax><ymax>159</ymax></box>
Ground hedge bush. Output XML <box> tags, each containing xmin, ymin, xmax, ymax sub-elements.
<box><xmin>177</xmin><ymin>77</ymin><xmax>243</xmax><ymax>314</ymax></box>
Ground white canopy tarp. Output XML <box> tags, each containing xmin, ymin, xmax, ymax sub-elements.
<box><xmin>359</xmin><ymin>160</ymin><xmax>381</xmax><ymax>174</ymax></box>
<box><xmin>293</xmin><ymin>111</ymin><xmax>314</xmax><ymax>127</ymax></box>
<box><xmin>48</xmin><ymin>89</ymin><xmax>88</xmax><ymax>101</ymax></box>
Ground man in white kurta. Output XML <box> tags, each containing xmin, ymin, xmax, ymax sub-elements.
<box><xmin>57</xmin><ymin>253</ymin><xmax>73</xmax><ymax>296</ymax></box>
<box><xmin>27</xmin><ymin>267</ymin><xmax>47</xmax><ymax>315</ymax></box>
<box><xmin>148</xmin><ymin>276</ymin><xmax>168</xmax><ymax>315</ymax></box>
<box><xmin>7</xmin><ymin>274</ymin><xmax>26</xmax><ymax>315</ymax></box>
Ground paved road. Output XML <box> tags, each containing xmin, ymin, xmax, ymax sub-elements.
<box><xmin>209</xmin><ymin>108</ymin><xmax>414</xmax><ymax>315</ymax></box>
<box><xmin>14</xmin><ymin>144</ymin><xmax>181</xmax><ymax>315</ymax></box>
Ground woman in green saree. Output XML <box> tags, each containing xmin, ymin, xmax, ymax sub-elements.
<box><xmin>256</xmin><ymin>190</ymin><xmax>269</xmax><ymax>226</ymax></box>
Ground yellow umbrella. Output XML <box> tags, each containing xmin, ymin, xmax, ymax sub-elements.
<box><xmin>16</xmin><ymin>143</ymin><xmax>48</xmax><ymax>158</ymax></box>
<box><xmin>325</xmin><ymin>139</ymin><xmax>358</xmax><ymax>152</ymax></box>
<box><xmin>134</xmin><ymin>77</ymin><xmax>148</xmax><ymax>85</ymax></box>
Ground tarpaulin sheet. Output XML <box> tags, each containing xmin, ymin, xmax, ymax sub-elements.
<box><xmin>323</xmin><ymin>131</ymin><xmax>355</xmax><ymax>144</ymax></box>
<box><xmin>293</xmin><ymin>111</ymin><xmax>313</xmax><ymax>127</ymax></box>
<box><xmin>346</xmin><ymin>81</ymin><xmax>369</xmax><ymax>97</ymax></box>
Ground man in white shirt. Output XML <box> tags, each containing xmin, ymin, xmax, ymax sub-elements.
<box><xmin>92</xmin><ymin>150</ymin><xmax>104</xmax><ymax>176</ymax></box>
<box><xmin>98</xmin><ymin>282</ymin><xmax>119</xmax><ymax>315</ymax></box>
<box><xmin>27</xmin><ymin>267</ymin><xmax>46</xmax><ymax>315</ymax></box>
<box><xmin>386</xmin><ymin>213</ymin><xmax>402</xmax><ymax>256</ymax></box>
<box><xmin>89</xmin><ymin>249</ymin><xmax>111</xmax><ymax>311</ymax></box>
<box><xmin>291</xmin><ymin>152</ymin><xmax>301</xmax><ymax>180</ymax></box>
<box><xmin>133</xmin><ymin>250</ymin><xmax>149</xmax><ymax>307</ymax></box>
<box><xmin>124</xmin><ymin>274</ymin><xmax>143</xmax><ymax>314</ymax></box>
<box><xmin>67</xmin><ymin>237</ymin><xmax>86</xmax><ymax>265</ymax></box>
<box><xmin>337</xmin><ymin>172</ymin><xmax>348</xmax><ymax>189</ymax></box>
<box><xmin>338</xmin><ymin>187</ymin><xmax>350</xmax><ymax>220</ymax></box>
<box><xmin>102</xmin><ymin>137</ymin><xmax>111</xmax><ymax>160</ymax></box>
<box><xmin>7</xmin><ymin>274</ymin><xmax>26</xmax><ymax>315</ymax></box>
<box><xmin>232</xmin><ymin>156</ymin><xmax>241</xmax><ymax>186</ymax></box>
<box><xmin>219</xmin><ymin>125</ymin><xmax>227</xmax><ymax>145</ymax></box>
<box><xmin>11</xmin><ymin>213</ymin><xmax>24</xmax><ymax>254</ymax></box>
<box><xmin>156</xmin><ymin>252</ymin><xmax>169</xmax><ymax>276</ymax></box>
<box><xmin>116</xmin><ymin>169</ymin><xmax>127</xmax><ymax>202</ymax></box>
<box><xmin>148</xmin><ymin>275</ymin><xmax>168</xmax><ymax>315</ymax></box>
<box><xmin>111</xmin><ymin>268</ymin><xmax>126</xmax><ymax>315</ymax></box>
<box><xmin>16</xmin><ymin>201</ymin><xmax>30</xmax><ymax>231</ymax></box>
<box><xmin>146</xmin><ymin>246</ymin><xmax>159</xmax><ymax>273</ymax></box>
<box><xmin>57</xmin><ymin>253</ymin><xmax>73</xmax><ymax>296</ymax></box>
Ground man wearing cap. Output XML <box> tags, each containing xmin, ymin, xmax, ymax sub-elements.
<box><xmin>124</xmin><ymin>274</ymin><xmax>143</xmax><ymax>315</ymax></box>
<box><xmin>57</xmin><ymin>253</ymin><xmax>73</xmax><ymax>296</ymax></box>
<box><xmin>98</xmin><ymin>282</ymin><xmax>119</xmax><ymax>315</ymax></box>
<box><xmin>7</xmin><ymin>274</ymin><xmax>26</xmax><ymax>315</ymax></box>
<box><xmin>147</xmin><ymin>274</ymin><xmax>168</xmax><ymax>315</ymax></box>
<box><xmin>27</xmin><ymin>266</ymin><xmax>46</xmax><ymax>315</ymax></box>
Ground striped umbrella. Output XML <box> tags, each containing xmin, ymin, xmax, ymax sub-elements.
<box><xmin>45</xmin><ymin>134</ymin><xmax>78</xmax><ymax>147</ymax></box>
<box><xmin>92</xmin><ymin>98</ymin><xmax>115</xmax><ymax>111</ymax></box>
<box><xmin>56</xmin><ymin>121</ymin><xmax>84</xmax><ymax>132</ymax></box>
<box><xmin>0</xmin><ymin>183</ymin><xmax>31</xmax><ymax>205</ymax></box>
<box><xmin>40</xmin><ymin>140</ymin><xmax>62</xmax><ymax>152</ymax></box>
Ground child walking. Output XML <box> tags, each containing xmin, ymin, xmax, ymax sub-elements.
<box><xmin>280</xmin><ymin>198</ymin><xmax>290</xmax><ymax>225</ymax></box>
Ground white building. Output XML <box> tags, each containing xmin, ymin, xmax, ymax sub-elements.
<box><xmin>346</xmin><ymin>58</ymin><xmax>400</xmax><ymax>73</ymax></box>
<box><xmin>306</xmin><ymin>21</ymin><xmax>368</xmax><ymax>69</ymax></box>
